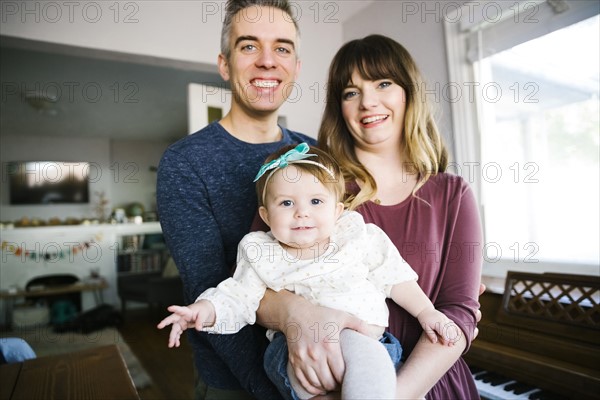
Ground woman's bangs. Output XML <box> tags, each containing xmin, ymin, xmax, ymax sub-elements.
<box><xmin>356</xmin><ymin>51</ymin><xmax>395</xmax><ymax>82</ymax></box>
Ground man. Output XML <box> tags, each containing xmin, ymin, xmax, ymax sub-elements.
<box><xmin>157</xmin><ymin>1</ymin><xmax>315</xmax><ymax>398</ymax></box>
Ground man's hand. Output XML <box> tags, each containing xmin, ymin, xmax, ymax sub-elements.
<box><xmin>284</xmin><ymin>305</ymin><xmax>370</xmax><ymax>396</ymax></box>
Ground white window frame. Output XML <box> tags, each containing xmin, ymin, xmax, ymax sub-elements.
<box><xmin>443</xmin><ymin>0</ymin><xmax>599</xmax><ymax>291</ymax></box>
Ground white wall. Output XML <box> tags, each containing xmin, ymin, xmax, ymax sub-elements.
<box><xmin>188</xmin><ymin>84</ymin><xmax>231</xmax><ymax>134</ymax></box>
<box><xmin>109</xmin><ymin>139</ymin><xmax>171</xmax><ymax>214</ymax></box>
<box><xmin>342</xmin><ymin>0</ymin><xmax>455</xmax><ymax>153</ymax></box>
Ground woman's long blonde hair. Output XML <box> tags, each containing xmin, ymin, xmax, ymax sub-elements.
<box><xmin>318</xmin><ymin>34</ymin><xmax>448</xmax><ymax>210</ymax></box>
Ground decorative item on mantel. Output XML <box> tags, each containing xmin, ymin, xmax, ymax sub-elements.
<box><xmin>6</xmin><ymin>217</ymin><xmax>87</xmax><ymax>228</ymax></box>
<box><xmin>0</xmin><ymin>221</ymin><xmax>15</xmax><ymax>230</ymax></box>
<box><xmin>112</xmin><ymin>208</ymin><xmax>127</xmax><ymax>224</ymax></box>
<box><xmin>93</xmin><ymin>191</ymin><xmax>110</xmax><ymax>222</ymax></box>
<box><xmin>126</xmin><ymin>202</ymin><xmax>145</xmax><ymax>224</ymax></box>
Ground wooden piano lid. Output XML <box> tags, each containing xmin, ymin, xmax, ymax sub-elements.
<box><xmin>466</xmin><ymin>271</ymin><xmax>600</xmax><ymax>399</ymax></box>
<box><xmin>498</xmin><ymin>271</ymin><xmax>599</xmax><ymax>346</ymax></box>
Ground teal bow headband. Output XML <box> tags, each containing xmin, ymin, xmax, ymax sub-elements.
<box><xmin>254</xmin><ymin>143</ymin><xmax>337</xmax><ymax>204</ymax></box>
<box><xmin>254</xmin><ymin>143</ymin><xmax>319</xmax><ymax>182</ymax></box>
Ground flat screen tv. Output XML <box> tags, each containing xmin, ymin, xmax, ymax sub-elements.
<box><xmin>7</xmin><ymin>161</ymin><xmax>90</xmax><ymax>205</ymax></box>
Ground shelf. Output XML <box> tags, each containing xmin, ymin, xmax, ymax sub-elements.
<box><xmin>116</xmin><ymin>233</ymin><xmax>169</xmax><ymax>275</ymax></box>
<box><xmin>117</xmin><ymin>250</ymin><xmax>168</xmax><ymax>274</ymax></box>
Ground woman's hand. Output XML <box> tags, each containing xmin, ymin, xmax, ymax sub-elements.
<box><xmin>473</xmin><ymin>283</ymin><xmax>486</xmax><ymax>339</ymax></box>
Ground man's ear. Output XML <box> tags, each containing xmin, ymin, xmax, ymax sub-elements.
<box><xmin>258</xmin><ymin>206</ymin><xmax>270</xmax><ymax>227</ymax></box>
<box><xmin>218</xmin><ymin>54</ymin><xmax>230</xmax><ymax>81</ymax></box>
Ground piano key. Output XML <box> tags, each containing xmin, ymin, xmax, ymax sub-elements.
<box><xmin>481</xmin><ymin>372</ymin><xmax>498</xmax><ymax>383</ymax></box>
<box><xmin>473</xmin><ymin>371</ymin><xmax>486</xmax><ymax>379</ymax></box>
<box><xmin>472</xmin><ymin>369</ymin><xmax>544</xmax><ymax>400</ymax></box>
<box><xmin>505</xmin><ymin>382</ymin><xmax>538</xmax><ymax>395</ymax></box>
<box><xmin>528</xmin><ymin>389</ymin><xmax>565</xmax><ymax>400</ymax></box>
<box><xmin>489</xmin><ymin>375</ymin><xmax>511</xmax><ymax>386</ymax></box>
<box><xmin>469</xmin><ymin>365</ymin><xmax>485</xmax><ymax>375</ymax></box>
<box><xmin>475</xmin><ymin>379</ymin><xmax>541</xmax><ymax>400</ymax></box>
<box><xmin>480</xmin><ymin>372</ymin><xmax>513</xmax><ymax>388</ymax></box>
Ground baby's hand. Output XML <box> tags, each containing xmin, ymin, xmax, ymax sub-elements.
<box><xmin>416</xmin><ymin>308</ymin><xmax>461</xmax><ymax>346</ymax></box>
<box><xmin>156</xmin><ymin>305</ymin><xmax>197</xmax><ymax>348</ymax></box>
<box><xmin>157</xmin><ymin>300</ymin><xmax>216</xmax><ymax>348</ymax></box>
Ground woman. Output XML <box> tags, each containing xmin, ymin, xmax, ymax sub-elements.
<box><xmin>318</xmin><ymin>34</ymin><xmax>482</xmax><ymax>399</ymax></box>
<box><xmin>258</xmin><ymin>34</ymin><xmax>482</xmax><ymax>399</ymax></box>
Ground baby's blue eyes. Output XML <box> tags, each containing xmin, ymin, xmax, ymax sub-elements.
<box><xmin>279</xmin><ymin>199</ymin><xmax>323</xmax><ymax>207</ymax></box>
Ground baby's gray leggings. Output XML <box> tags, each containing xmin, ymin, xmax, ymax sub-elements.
<box><xmin>288</xmin><ymin>329</ymin><xmax>397</xmax><ymax>399</ymax></box>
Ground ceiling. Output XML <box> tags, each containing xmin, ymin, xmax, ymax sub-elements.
<box><xmin>0</xmin><ymin>37</ymin><xmax>225</xmax><ymax>144</ymax></box>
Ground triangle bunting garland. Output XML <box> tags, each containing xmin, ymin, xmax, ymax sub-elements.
<box><xmin>1</xmin><ymin>234</ymin><xmax>104</xmax><ymax>263</ymax></box>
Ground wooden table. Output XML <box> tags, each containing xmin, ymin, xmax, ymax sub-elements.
<box><xmin>0</xmin><ymin>344</ymin><xmax>139</xmax><ymax>399</ymax></box>
<box><xmin>0</xmin><ymin>280</ymin><xmax>108</xmax><ymax>301</ymax></box>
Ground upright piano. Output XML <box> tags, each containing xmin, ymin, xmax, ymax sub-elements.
<box><xmin>465</xmin><ymin>271</ymin><xmax>600</xmax><ymax>399</ymax></box>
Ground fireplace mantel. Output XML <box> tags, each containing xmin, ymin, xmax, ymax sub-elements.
<box><xmin>1</xmin><ymin>221</ymin><xmax>161</xmax><ymax>237</ymax></box>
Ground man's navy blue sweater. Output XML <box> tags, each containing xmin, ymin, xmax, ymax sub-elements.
<box><xmin>157</xmin><ymin>121</ymin><xmax>315</xmax><ymax>398</ymax></box>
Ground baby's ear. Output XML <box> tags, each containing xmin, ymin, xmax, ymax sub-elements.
<box><xmin>335</xmin><ymin>202</ymin><xmax>344</xmax><ymax>219</ymax></box>
<box><xmin>258</xmin><ymin>206</ymin><xmax>270</xmax><ymax>227</ymax></box>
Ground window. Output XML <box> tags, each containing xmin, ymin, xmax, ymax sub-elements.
<box><xmin>445</xmin><ymin>1</ymin><xmax>599</xmax><ymax>279</ymax></box>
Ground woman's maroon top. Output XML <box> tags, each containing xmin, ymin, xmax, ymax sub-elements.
<box><xmin>351</xmin><ymin>172</ymin><xmax>482</xmax><ymax>399</ymax></box>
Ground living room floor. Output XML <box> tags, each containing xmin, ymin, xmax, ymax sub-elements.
<box><xmin>119</xmin><ymin>307</ymin><xmax>194</xmax><ymax>400</ymax></box>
